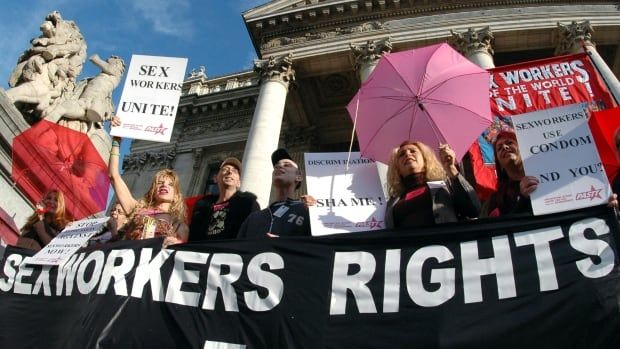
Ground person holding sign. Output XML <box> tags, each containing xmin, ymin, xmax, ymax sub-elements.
<box><xmin>189</xmin><ymin>157</ymin><xmax>259</xmax><ymax>241</ymax></box>
<box><xmin>482</xmin><ymin>130</ymin><xmax>618</xmax><ymax>217</ymax></box>
<box><xmin>480</xmin><ymin>130</ymin><xmax>537</xmax><ymax>217</ymax></box>
<box><xmin>109</xmin><ymin>120</ymin><xmax>188</xmax><ymax>247</ymax></box>
<box><xmin>89</xmin><ymin>202</ymin><xmax>128</xmax><ymax>245</ymax></box>
<box><xmin>385</xmin><ymin>141</ymin><xmax>480</xmax><ymax>229</ymax></box>
<box><xmin>238</xmin><ymin>149</ymin><xmax>311</xmax><ymax>238</ymax></box>
<box><xmin>18</xmin><ymin>189</ymin><xmax>72</xmax><ymax>251</ymax></box>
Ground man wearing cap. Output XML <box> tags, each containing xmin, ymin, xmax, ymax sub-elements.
<box><xmin>237</xmin><ymin>149</ymin><xmax>311</xmax><ymax>238</ymax></box>
<box><xmin>189</xmin><ymin>157</ymin><xmax>260</xmax><ymax>241</ymax></box>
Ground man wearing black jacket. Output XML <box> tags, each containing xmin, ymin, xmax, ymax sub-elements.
<box><xmin>189</xmin><ymin>158</ymin><xmax>260</xmax><ymax>241</ymax></box>
<box><xmin>237</xmin><ymin>149</ymin><xmax>311</xmax><ymax>238</ymax></box>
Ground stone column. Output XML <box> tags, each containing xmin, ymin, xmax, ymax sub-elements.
<box><xmin>240</xmin><ymin>54</ymin><xmax>295</xmax><ymax>208</ymax></box>
<box><xmin>449</xmin><ymin>26</ymin><xmax>495</xmax><ymax>69</ymax></box>
<box><xmin>350</xmin><ymin>38</ymin><xmax>393</xmax><ymax>197</ymax></box>
<box><xmin>555</xmin><ymin>20</ymin><xmax>620</xmax><ymax>105</ymax></box>
<box><xmin>449</xmin><ymin>27</ymin><xmax>496</xmax><ymax>188</ymax></box>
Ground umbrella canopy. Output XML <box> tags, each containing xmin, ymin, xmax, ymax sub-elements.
<box><xmin>347</xmin><ymin>43</ymin><xmax>493</xmax><ymax>164</ymax></box>
<box><xmin>0</xmin><ymin>207</ymin><xmax>19</xmax><ymax>246</ymax></box>
<box><xmin>12</xmin><ymin>120</ymin><xmax>110</xmax><ymax>220</ymax></box>
<box><xmin>588</xmin><ymin>107</ymin><xmax>620</xmax><ymax>184</ymax></box>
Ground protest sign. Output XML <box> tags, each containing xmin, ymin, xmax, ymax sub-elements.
<box><xmin>471</xmin><ymin>53</ymin><xmax>615</xmax><ymax>199</ymax></box>
<box><xmin>490</xmin><ymin>53</ymin><xmax>614</xmax><ymax>117</ymax></box>
<box><xmin>512</xmin><ymin>103</ymin><xmax>610</xmax><ymax>215</ymax></box>
<box><xmin>305</xmin><ymin>152</ymin><xmax>386</xmax><ymax>235</ymax></box>
<box><xmin>111</xmin><ymin>55</ymin><xmax>188</xmax><ymax>142</ymax></box>
<box><xmin>26</xmin><ymin>217</ymin><xmax>109</xmax><ymax>265</ymax></box>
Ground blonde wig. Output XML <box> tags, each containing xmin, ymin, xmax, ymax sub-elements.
<box><xmin>386</xmin><ymin>141</ymin><xmax>446</xmax><ymax>197</ymax></box>
<box><xmin>137</xmin><ymin>169</ymin><xmax>187</xmax><ymax>223</ymax></box>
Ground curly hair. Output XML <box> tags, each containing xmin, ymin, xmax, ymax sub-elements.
<box><xmin>21</xmin><ymin>189</ymin><xmax>72</xmax><ymax>234</ymax></box>
<box><xmin>136</xmin><ymin>169</ymin><xmax>187</xmax><ymax>223</ymax></box>
<box><xmin>386</xmin><ymin>141</ymin><xmax>446</xmax><ymax>197</ymax></box>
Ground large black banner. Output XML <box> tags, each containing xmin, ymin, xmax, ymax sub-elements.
<box><xmin>1</xmin><ymin>206</ymin><xmax>619</xmax><ymax>348</ymax></box>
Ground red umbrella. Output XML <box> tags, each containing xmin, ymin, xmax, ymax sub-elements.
<box><xmin>12</xmin><ymin>120</ymin><xmax>110</xmax><ymax>220</ymax></box>
<box><xmin>346</xmin><ymin>43</ymin><xmax>492</xmax><ymax>164</ymax></box>
<box><xmin>589</xmin><ymin>107</ymin><xmax>620</xmax><ymax>184</ymax></box>
<box><xmin>0</xmin><ymin>207</ymin><xmax>19</xmax><ymax>246</ymax></box>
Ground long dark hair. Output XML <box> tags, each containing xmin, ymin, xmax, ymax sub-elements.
<box><xmin>492</xmin><ymin>131</ymin><xmax>520</xmax><ymax>214</ymax></box>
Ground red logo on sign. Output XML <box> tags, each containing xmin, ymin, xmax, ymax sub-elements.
<box><xmin>355</xmin><ymin>217</ymin><xmax>383</xmax><ymax>229</ymax></box>
<box><xmin>144</xmin><ymin>123</ymin><xmax>168</xmax><ymax>135</ymax></box>
<box><xmin>575</xmin><ymin>185</ymin><xmax>603</xmax><ymax>201</ymax></box>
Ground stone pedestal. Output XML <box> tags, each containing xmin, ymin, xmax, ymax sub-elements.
<box><xmin>0</xmin><ymin>88</ymin><xmax>35</xmax><ymax>233</ymax></box>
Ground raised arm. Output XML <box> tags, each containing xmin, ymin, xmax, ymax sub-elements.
<box><xmin>109</xmin><ymin>117</ymin><xmax>138</xmax><ymax>214</ymax></box>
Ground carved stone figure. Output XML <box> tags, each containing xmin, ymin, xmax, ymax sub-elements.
<box><xmin>5</xmin><ymin>11</ymin><xmax>125</xmax><ymax>164</ymax></box>
<box><xmin>43</xmin><ymin>54</ymin><xmax>125</xmax><ymax>123</ymax></box>
<box><xmin>6</xmin><ymin>11</ymin><xmax>86</xmax><ymax>123</ymax></box>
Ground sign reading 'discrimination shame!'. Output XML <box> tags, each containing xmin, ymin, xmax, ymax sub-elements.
<box><xmin>305</xmin><ymin>152</ymin><xmax>386</xmax><ymax>235</ymax></box>
<box><xmin>512</xmin><ymin>102</ymin><xmax>610</xmax><ymax>215</ymax></box>
<box><xmin>111</xmin><ymin>54</ymin><xmax>188</xmax><ymax>142</ymax></box>
<box><xmin>25</xmin><ymin>217</ymin><xmax>109</xmax><ymax>266</ymax></box>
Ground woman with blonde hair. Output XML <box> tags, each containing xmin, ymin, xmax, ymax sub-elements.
<box><xmin>19</xmin><ymin>189</ymin><xmax>72</xmax><ymax>251</ymax></box>
<box><xmin>109</xmin><ymin>129</ymin><xmax>188</xmax><ymax>247</ymax></box>
<box><xmin>385</xmin><ymin>140</ymin><xmax>480</xmax><ymax>229</ymax></box>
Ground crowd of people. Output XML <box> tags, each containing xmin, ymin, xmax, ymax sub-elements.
<box><xmin>13</xmin><ymin>122</ymin><xmax>619</xmax><ymax>251</ymax></box>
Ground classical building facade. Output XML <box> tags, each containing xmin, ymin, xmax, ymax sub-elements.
<box><xmin>121</xmin><ymin>0</ymin><xmax>620</xmax><ymax>208</ymax></box>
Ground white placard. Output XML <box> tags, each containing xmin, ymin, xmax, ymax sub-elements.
<box><xmin>25</xmin><ymin>217</ymin><xmax>109</xmax><ymax>266</ymax></box>
<box><xmin>111</xmin><ymin>54</ymin><xmax>188</xmax><ymax>142</ymax></box>
<box><xmin>305</xmin><ymin>152</ymin><xmax>387</xmax><ymax>235</ymax></box>
<box><xmin>512</xmin><ymin>103</ymin><xmax>610</xmax><ymax>215</ymax></box>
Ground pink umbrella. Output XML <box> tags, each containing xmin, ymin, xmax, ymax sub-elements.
<box><xmin>347</xmin><ymin>43</ymin><xmax>492</xmax><ymax>164</ymax></box>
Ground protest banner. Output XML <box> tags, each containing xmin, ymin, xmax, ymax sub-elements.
<box><xmin>490</xmin><ymin>53</ymin><xmax>614</xmax><ymax>116</ymax></box>
<box><xmin>26</xmin><ymin>217</ymin><xmax>109</xmax><ymax>266</ymax></box>
<box><xmin>471</xmin><ymin>53</ymin><xmax>615</xmax><ymax>199</ymax></box>
<box><xmin>0</xmin><ymin>206</ymin><xmax>619</xmax><ymax>348</ymax></box>
<box><xmin>304</xmin><ymin>152</ymin><xmax>386</xmax><ymax>235</ymax></box>
<box><xmin>111</xmin><ymin>54</ymin><xmax>188</xmax><ymax>142</ymax></box>
<box><xmin>512</xmin><ymin>103</ymin><xmax>610</xmax><ymax>215</ymax></box>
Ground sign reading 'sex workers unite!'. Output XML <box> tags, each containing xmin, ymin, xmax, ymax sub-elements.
<box><xmin>111</xmin><ymin>54</ymin><xmax>188</xmax><ymax>142</ymax></box>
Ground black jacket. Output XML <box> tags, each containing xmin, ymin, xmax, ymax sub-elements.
<box><xmin>188</xmin><ymin>191</ymin><xmax>260</xmax><ymax>241</ymax></box>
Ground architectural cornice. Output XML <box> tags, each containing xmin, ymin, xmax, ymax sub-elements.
<box><xmin>256</xmin><ymin>4</ymin><xmax>620</xmax><ymax>60</ymax></box>
<box><xmin>244</xmin><ymin>1</ymin><xmax>612</xmax><ymax>39</ymax></box>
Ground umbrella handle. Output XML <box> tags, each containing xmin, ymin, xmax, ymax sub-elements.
<box><xmin>346</xmin><ymin>94</ymin><xmax>360</xmax><ymax>172</ymax></box>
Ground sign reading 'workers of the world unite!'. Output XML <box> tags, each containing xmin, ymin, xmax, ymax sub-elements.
<box><xmin>111</xmin><ymin>54</ymin><xmax>187</xmax><ymax>142</ymax></box>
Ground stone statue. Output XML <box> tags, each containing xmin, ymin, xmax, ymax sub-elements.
<box><xmin>4</xmin><ymin>11</ymin><xmax>125</xmax><ymax>164</ymax></box>
<box><xmin>43</xmin><ymin>54</ymin><xmax>125</xmax><ymax>123</ymax></box>
<box><xmin>6</xmin><ymin>11</ymin><xmax>86</xmax><ymax>123</ymax></box>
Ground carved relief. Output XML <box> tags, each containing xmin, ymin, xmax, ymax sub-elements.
<box><xmin>261</xmin><ymin>21</ymin><xmax>385</xmax><ymax>50</ymax></box>
<box><xmin>188</xmin><ymin>65</ymin><xmax>206</xmax><ymax>79</ymax></box>
<box><xmin>254</xmin><ymin>53</ymin><xmax>295</xmax><ymax>85</ymax></box>
<box><xmin>284</xmin><ymin>126</ymin><xmax>317</xmax><ymax>148</ymax></box>
<box><xmin>192</xmin><ymin>148</ymin><xmax>204</xmax><ymax>169</ymax></box>
<box><xmin>555</xmin><ymin>20</ymin><xmax>594</xmax><ymax>55</ymax></box>
<box><xmin>449</xmin><ymin>26</ymin><xmax>494</xmax><ymax>56</ymax></box>
<box><xmin>122</xmin><ymin>148</ymin><xmax>177</xmax><ymax>172</ymax></box>
<box><xmin>184</xmin><ymin>116</ymin><xmax>253</xmax><ymax>137</ymax></box>
<box><xmin>350</xmin><ymin>37</ymin><xmax>392</xmax><ymax>70</ymax></box>
<box><xmin>182</xmin><ymin>76</ymin><xmax>258</xmax><ymax>97</ymax></box>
